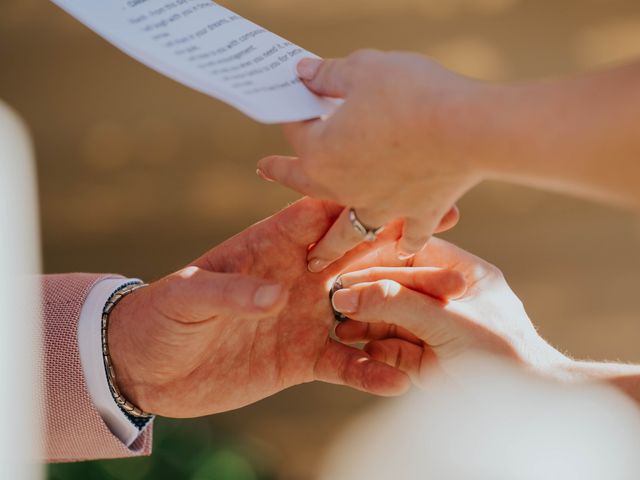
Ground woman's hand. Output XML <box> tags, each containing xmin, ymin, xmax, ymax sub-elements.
<box><xmin>258</xmin><ymin>50</ymin><xmax>500</xmax><ymax>271</ymax></box>
<box><xmin>332</xmin><ymin>238</ymin><xmax>568</xmax><ymax>384</ymax></box>
<box><xmin>259</xmin><ymin>54</ymin><xmax>640</xmax><ymax>273</ymax></box>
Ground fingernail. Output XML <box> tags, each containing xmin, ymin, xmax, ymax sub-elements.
<box><xmin>332</xmin><ymin>289</ymin><xmax>359</xmax><ymax>314</ymax></box>
<box><xmin>297</xmin><ymin>58</ymin><xmax>323</xmax><ymax>80</ymax></box>
<box><xmin>397</xmin><ymin>251</ymin><xmax>415</xmax><ymax>261</ymax></box>
<box><xmin>256</xmin><ymin>168</ymin><xmax>274</xmax><ymax>182</ymax></box>
<box><xmin>308</xmin><ymin>258</ymin><xmax>330</xmax><ymax>273</ymax></box>
<box><xmin>253</xmin><ymin>284</ymin><xmax>282</xmax><ymax>309</ymax></box>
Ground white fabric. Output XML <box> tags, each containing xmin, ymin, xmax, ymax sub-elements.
<box><xmin>0</xmin><ymin>101</ymin><xmax>42</xmax><ymax>478</ymax></box>
<box><xmin>78</xmin><ymin>278</ymin><xmax>153</xmax><ymax>447</ymax></box>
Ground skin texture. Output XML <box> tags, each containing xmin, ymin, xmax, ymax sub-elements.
<box><xmin>106</xmin><ymin>198</ymin><xmax>461</xmax><ymax>418</ymax></box>
<box><xmin>257</xmin><ymin>51</ymin><xmax>640</xmax><ymax>271</ymax></box>
<box><xmin>333</xmin><ymin>238</ymin><xmax>566</xmax><ymax>382</ymax></box>
<box><xmin>334</xmin><ymin>239</ymin><xmax>640</xmax><ymax>405</ymax></box>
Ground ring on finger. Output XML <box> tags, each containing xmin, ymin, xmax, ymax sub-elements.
<box><xmin>349</xmin><ymin>208</ymin><xmax>385</xmax><ymax>242</ymax></box>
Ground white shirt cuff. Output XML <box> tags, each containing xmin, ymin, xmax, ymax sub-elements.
<box><xmin>78</xmin><ymin>277</ymin><xmax>153</xmax><ymax>447</ymax></box>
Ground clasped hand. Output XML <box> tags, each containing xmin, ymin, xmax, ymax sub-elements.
<box><xmin>106</xmin><ymin>198</ymin><xmax>563</xmax><ymax>418</ymax></box>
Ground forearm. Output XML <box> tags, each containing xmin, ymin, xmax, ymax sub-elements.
<box><xmin>42</xmin><ymin>274</ymin><xmax>152</xmax><ymax>462</ymax></box>
<box><xmin>479</xmin><ymin>61</ymin><xmax>640</xmax><ymax>206</ymax></box>
<box><xmin>558</xmin><ymin>360</ymin><xmax>640</xmax><ymax>406</ymax></box>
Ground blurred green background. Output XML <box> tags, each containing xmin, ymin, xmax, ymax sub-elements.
<box><xmin>1</xmin><ymin>0</ymin><xmax>640</xmax><ymax>478</ymax></box>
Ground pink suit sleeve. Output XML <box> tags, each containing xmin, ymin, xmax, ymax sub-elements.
<box><xmin>41</xmin><ymin>273</ymin><xmax>153</xmax><ymax>463</ymax></box>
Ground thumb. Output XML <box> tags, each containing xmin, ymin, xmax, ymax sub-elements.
<box><xmin>157</xmin><ymin>267</ymin><xmax>288</xmax><ymax>322</ymax></box>
<box><xmin>297</xmin><ymin>57</ymin><xmax>354</xmax><ymax>98</ymax></box>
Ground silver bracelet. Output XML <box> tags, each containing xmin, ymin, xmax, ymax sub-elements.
<box><xmin>101</xmin><ymin>282</ymin><xmax>153</xmax><ymax>419</ymax></box>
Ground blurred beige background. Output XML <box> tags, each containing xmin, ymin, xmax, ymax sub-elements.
<box><xmin>2</xmin><ymin>0</ymin><xmax>640</xmax><ymax>478</ymax></box>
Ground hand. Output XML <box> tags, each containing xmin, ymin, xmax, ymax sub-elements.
<box><xmin>331</xmin><ymin>238</ymin><xmax>568</xmax><ymax>384</ymax></box>
<box><xmin>258</xmin><ymin>50</ymin><xmax>499</xmax><ymax>270</ymax></box>
<box><xmin>106</xmin><ymin>198</ymin><xmax>465</xmax><ymax>418</ymax></box>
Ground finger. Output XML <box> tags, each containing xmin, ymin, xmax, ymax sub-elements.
<box><xmin>397</xmin><ymin>216</ymin><xmax>433</xmax><ymax>259</ymax></box>
<box><xmin>308</xmin><ymin>207</ymin><xmax>391</xmax><ymax>273</ymax></box>
<box><xmin>326</xmin><ymin>207</ymin><xmax>459</xmax><ymax>275</ymax></box>
<box><xmin>433</xmin><ymin>205</ymin><xmax>460</xmax><ymax>234</ymax></box>
<box><xmin>365</xmin><ymin>339</ymin><xmax>440</xmax><ymax>385</ymax></box>
<box><xmin>339</xmin><ymin>267</ymin><xmax>467</xmax><ymax>301</ymax></box>
<box><xmin>364</xmin><ymin>339</ymin><xmax>427</xmax><ymax>377</ymax></box>
<box><xmin>281</xmin><ymin>120</ymin><xmax>323</xmax><ymax>155</ymax></box>
<box><xmin>157</xmin><ymin>267</ymin><xmax>288</xmax><ymax>323</ymax></box>
<box><xmin>331</xmin><ymin>280</ymin><xmax>455</xmax><ymax>341</ymax></box>
<box><xmin>314</xmin><ymin>339</ymin><xmax>411</xmax><ymax>396</ymax></box>
<box><xmin>256</xmin><ymin>155</ymin><xmax>325</xmax><ymax>197</ymax></box>
<box><xmin>326</xmin><ymin>218</ymin><xmax>405</xmax><ymax>275</ymax></box>
<box><xmin>297</xmin><ymin>57</ymin><xmax>354</xmax><ymax>98</ymax></box>
<box><xmin>335</xmin><ymin>320</ymin><xmax>422</xmax><ymax>345</ymax></box>
<box><xmin>412</xmin><ymin>237</ymin><xmax>498</xmax><ymax>284</ymax></box>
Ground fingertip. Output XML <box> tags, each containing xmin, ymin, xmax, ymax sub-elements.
<box><xmin>334</xmin><ymin>320</ymin><xmax>364</xmax><ymax>342</ymax></box>
<box><xmin>256</xmin><ymin>156</ymin><xmax>273</xmax><ymax>177</ymax></box>
<box><xmin>397</xmin><ymin>235</ymin><xmax>430</xmax><ymax>261</ymax></box>
<box><xmin>297</xmin><ymin>57</ymin><xmax>323</xmax><ymax>80</ymax></box>
<box><xmin>436</xmin><ymin>205</ymin><xmax>461</xmax><ymax>233</ymax></box>
<box><xmin>413</xmin><ymin>268</ymin><xmax>467</xmax><ymax>301</ymax></box>
<box><xmin>445</xmin><ymin>270</ymin><xmax>467</xmax><ymax>299</ymax></box>
<box><xmin>256</xmin><ymin>167</ymin><xmax>274</xmax><ymax>182</ymax></box>
<box><xmin>308</xmin><ymin>257</ymin><xmax>331</xmax><ymax>273</ymax></box>
<box><xmin>331</xmin><ymin>288</ymin><xmax>360</xmax><ymax>315</ymax></box>
<box><xmin>373</xmin><ymin>368</ymin><xmax>412</xmax><ymax>397</ymax></box>
<box><xmin>397</xmin><ymin>251</ymin><xmax>417</xmax><ymax>261</ymax></box>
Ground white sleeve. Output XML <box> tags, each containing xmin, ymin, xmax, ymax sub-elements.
<box><xmin>78</xmin><ymin>277</ymin><xmax>154</xmax><ymax>447</ymax></box>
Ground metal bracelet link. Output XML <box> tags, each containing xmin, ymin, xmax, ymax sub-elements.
<box><xmin>101</xmin><ymin>281</ymin><xmax>153</xmax><ymax>419</ymax></box>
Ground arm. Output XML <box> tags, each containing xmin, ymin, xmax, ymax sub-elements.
<box><xmin>483</xmin><ymin>61</ymin><xmax>640</xmax><ymax>206</ymax></box>
<box><xmin>46</xmin><ymin>199</ymin><xmax>451</xmax><ymax>463</ymax></box>
<box><xmin>42</xmin><ymin>273</ymin><xmax>152</xmax><ymax>463</ymax></box>
<box><xmin>95</xmin><ymin>198</ymin><xmax>417</xmax><ymax>419</ymax></box>
<box><xmin>258</xmin><ymin>52</ymin><xmax>640</xmax><ymax>267</ymax></box>
<box><xmin>558</xmin><ymin>362</ymin><xmax>640</xmax><ymax>403</ymax></box>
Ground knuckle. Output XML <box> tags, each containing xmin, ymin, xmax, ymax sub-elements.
<box><xmin>491</xmin><ymin>266</ymin><xmax>506</xmax><ymax>282</ymax></box>
<box><xmin>401</xmin><ymin>235</ymin><xmax>429</xmax><ymax>253</ymax></box>
<box><xmin>472</xmin><ymin>262</ymin><xmax>503</xmax><ymax>283</ymax></box>
<box><xmin>365</xmin><ymin>280</ymin><xmax>400</xmax><ymax>310</ymax></box>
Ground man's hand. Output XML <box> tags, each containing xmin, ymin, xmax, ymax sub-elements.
<box><xmin>257</xmin><ymin>50</ymin><xmax>493</xmax><ymax>270</ymax></box>
<box><xmin>105</xmin><ymin>199</ymin><xmax>465</xmax><ymax>418</ymax></box>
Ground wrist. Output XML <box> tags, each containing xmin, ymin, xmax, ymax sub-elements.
<box><xmin>415</xmin><ymin>72</ymin><xmax>506</xmax><ymax>183</ymax></box>
<box><xmin>476</xmin><ymin>80</ymin><xmax>564</xmax><ymax>184</ymax></box>
<box><xmin>106</xmin><ymin>287</ymin><xmax>150</xmax><ymax>414</ymax></box>
<box><xmin>461</xmin><ymin>82</ymin><xmax>529</xmax><ymax>181</ymax></box>
<box><xmin>515</xmin><ymin>335</ymin><xmax>576</xmax><ymax>381</ymax></box>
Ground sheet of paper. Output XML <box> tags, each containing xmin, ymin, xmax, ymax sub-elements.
<box><xmin>51</xmin><ymin>0</ymin><xmax>334</xmax><ymax>123</ymax></box>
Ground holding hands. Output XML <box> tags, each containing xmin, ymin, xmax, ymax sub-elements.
<box><xmin>109</xmin><ymin>43</ymin><xmax>640</xmax><ymax>414</ymax></box>
<box><xmin>105</xmin><ymin>199</ymin><xmax>465</xmax><ymax>419</ymax></box>
<box><xmin>107</xmin><ymin>198</ymin><xmax>414</xmax><ymax>418</ymax></box>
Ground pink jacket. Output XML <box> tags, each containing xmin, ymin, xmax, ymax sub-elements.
<box><xmin>42</xmin><ymin>273</ymin><xmax>153</xmax><ymax>463</ymax></box>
